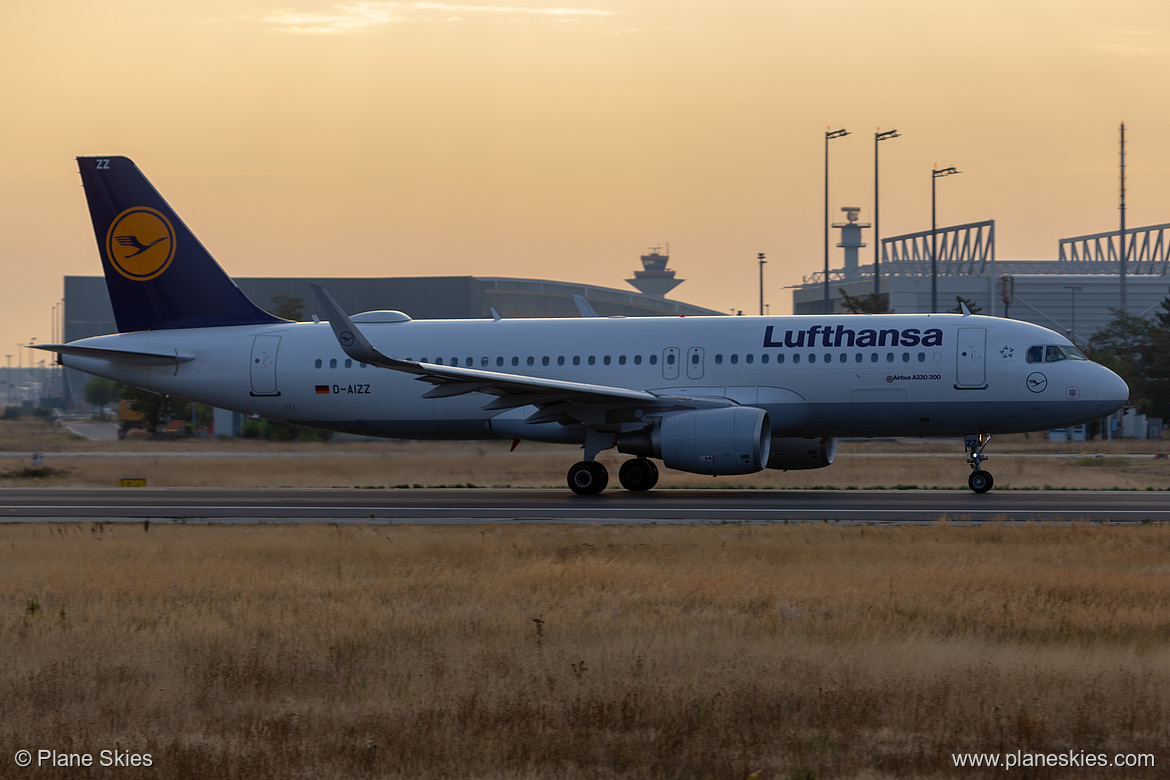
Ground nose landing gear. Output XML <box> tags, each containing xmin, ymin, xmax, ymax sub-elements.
<box><xmin>965</xmin><ymin>433</ymin><xmax>994</xmax><ymax>493</ymax></box>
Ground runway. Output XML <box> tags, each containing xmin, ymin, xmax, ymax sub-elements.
<box><xmin>0</xmin><ymin>487</ymin><xmax>1165</xmax><ymax>524</ymax></box>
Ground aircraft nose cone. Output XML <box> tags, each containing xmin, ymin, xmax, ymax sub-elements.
<box><xmin>1098</xmin><ymin>367</ymin><xmax>1129</xmax><ymax>413</ymax></box>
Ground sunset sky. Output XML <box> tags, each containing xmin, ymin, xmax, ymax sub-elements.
<box><xmin>4</xmin><ymin>0</ymin><xmax>1170</xmax><ymax>362</ymax></box>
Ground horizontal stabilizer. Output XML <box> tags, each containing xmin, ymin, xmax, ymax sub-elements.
<box><xmin>34</xmin><ymin>344</ymin><xmax>195</xmax><ymax>366</ymax></box>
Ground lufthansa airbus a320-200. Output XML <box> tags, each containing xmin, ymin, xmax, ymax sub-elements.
<box><xmin>39</xmin><ymin>156</ymin><xmax>1129</xmax><ymax>494</ymax></box>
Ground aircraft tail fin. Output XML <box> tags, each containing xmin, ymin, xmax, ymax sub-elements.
<box><xmin>77</xmin><ymin>156</ymin><xmax>283</xmax><ymax>333</ymax></box>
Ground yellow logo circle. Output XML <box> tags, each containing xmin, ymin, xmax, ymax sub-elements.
<box><xmin>105</xmin><ymin>207</ymin><xmax>176</xmax><ymax>281</ymax></box>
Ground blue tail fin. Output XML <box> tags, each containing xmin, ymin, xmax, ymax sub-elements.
<box><xmin>78</xmin><ymin>156</ymin><xmax>283</xmax><ymax>332</ymax></box>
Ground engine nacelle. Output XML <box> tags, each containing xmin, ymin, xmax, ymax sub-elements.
<box><xmin>766</xmin><ymin>436</ymin><xmax>838</xmax><ymax>471</ymax></box>
<box><xmin>618</xmin><ymin>407</ymin><xmax>771</xmax><ymax>476</ymax></box>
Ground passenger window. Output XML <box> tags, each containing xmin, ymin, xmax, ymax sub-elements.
<box><xmin>329</xmin><ymin>358</ymin><xmax>337</xmax><ymax>369</ymax></box>
<box><xmin>588</xmin><ymin>356</ymin><xmax>596</xmax><ymax>365</ymax></box>
<box><xmin>824</xmin><ymin>353</ymin><xmax>831</xmax><ymax>363</ymax></box>
<box><xmin>436</xmin><ymin>357</ymin><xmax>444</xmax><ymax>365</ymax></box>
<box><xmin>465</xmin><ymin>357</ymin><xmax>472</xmax><ymax>367</ymax></box>
<box><xmin>542</xmin><ymin>356</ymin><xmax>550</xmax><ymax>366</ymax></box>
<box><xmin>886</xmin><ymin>353</ymin><xmax>894</xmax><ymax>363</ymax></box>
<box><xmin>603</xmin><ymin>355</ymin><xmax>611</xmax><ymax>366</ymax></box>
<box><xmin>730</xmin><ymin>354</ymin><xmax>738</xmax><ymax>364</ymax></box>
<box><xmin>650</xmin><ymin>355</ymin><xmax>658</xmax><ymax>366</ymax></box>
<box><xmin>854</xmin><ymin>353</ymin><xmax>862</xmax><ymax>363</ymax></box>
<box><xmin>918</xmin><ymin>352</ymin><xmax>926</xmax><ymax>362</ymax></box>
<box><xmin>776</xmin><ymin>353</ymin><xmax>784</xmax><ymax>364</ymax></box>
<box><xmin>496</xmin><ymin>357</ymin><xmax>504</xmax><ymax>367</ymax></box>
<box><xmin>557</xmin><ymin>356</ymin><xmax>565</xmax><ymax>366</ymax></box>
<box><xmin>761</xmin><ymin>354</ymin><xmax>769</xmax><ymax>364</ymax></box>
<box><xmin>809</xmin><ymin>354</ymin><xmax>816</xmax><ymax>364</ymax></box>
<box><xmin>345</xmin><ymin>359</ymin><xmax>353</xmax><ymax>368</ymax></box>
<box><xmin>715</xmin><ymin>354</ymin><xmax>723</xmax><ymax>365</ymax></box>
<box><xmin>619</xmin><ymin>355</ymin><xmax>626</xmax><ymax>365</ymax></box>
<box><xmin>793</xmin><ymin>354</ymin><xmax>801</xmax><ymax>364</ymax></box>
<box><xmin>838</xmin><ymin>353</ymin><xmax>847</xmax><ymax>364</ymax></box>
<box><xmin>745</xmin><ymin>354</ymin><xmax>753</xmax><ymax>365</ymax></box>
<box><xmin>527</xmin><ymin>356</ymin><xmax>535</xmax><ymax>366</ymax></box>
<box><xmin>1027</xmin><ymin>346</ymin><xmax>1043</xmax><ymax>363</ymax></box>
<box><xmin>482</xmin><ymin>357</ymin><xmax>489</xmax><ymax>367</ymax></box>
<box><xmin>902</xmin><ymin>353</ymin><xmax>910</xmax><ymax>363</ymax></box>
<box><xmin>634</xmin><ymin>355</ymin><xmax>642</xmax><ymax>365</ymax></box>
<box><xmin>314</xmin><ymin>359</ymin><xmax>322</xmax><ymax>369</ymax></box>
<box><xmin>667</xmin><ymin>353</ymin><xmax>676</xmax><ymax>365</ymax></box>
<box><xmin>511</xmin><ymin>356</ymin><xmax>519</xmax><ymax>366</ymax></box>
<box><xmin>870</xmin><ymin>353</ymin><xmax>878</xmax><ymax>363</ymax></box>
<box><xmin>573</xmin><ymin>356</ymin><xmax>581</xmax><ymax>366</ymax></box>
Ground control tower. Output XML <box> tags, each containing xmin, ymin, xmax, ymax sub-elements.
<box><xmin>626</xmin><ymin>246</ymin><xmax>684</xmax><ymax>298</ymax></box>
<box><xmin>832</xmin><ymin>207</ymin><xmax>870</xmax><ymax>279</ymax></box>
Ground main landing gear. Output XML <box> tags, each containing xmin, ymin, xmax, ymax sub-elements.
<box><xmin>965</xmin><ymin>433</ymin><xmax>994</xmax><ymax>494</ymax></box>
<box><xmin>567</xmin><ymin>458</ymin><xmax>660</xmax><ymax>495</ymax></box>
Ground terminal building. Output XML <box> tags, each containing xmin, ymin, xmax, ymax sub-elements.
<box><xmin>792</xmin><ymin>210</ymin><xmax>1170</xmax><ymax>344</ymax></box>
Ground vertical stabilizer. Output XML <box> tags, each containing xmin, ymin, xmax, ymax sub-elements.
<box><xmin>77</xmin><ymin>156</ymin><xmax>283</xmax><ymax>332</ymax></box>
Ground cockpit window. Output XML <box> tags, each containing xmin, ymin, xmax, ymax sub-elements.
<box><xmin>1027</xmin><ymin>344</ymin><xmax>1087</xmax><ymax>363</ymax></box>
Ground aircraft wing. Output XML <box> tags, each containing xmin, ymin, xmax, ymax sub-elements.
<box><xmin>310</xmin><ymin>284</ymin><xmax>732</xmax><ymax>423</ymax></box>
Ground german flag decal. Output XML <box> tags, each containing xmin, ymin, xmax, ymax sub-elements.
<box><xmin>315</xmin><ymin>385</ymin><xmax>330</xmax><ymax>395</ymax></box>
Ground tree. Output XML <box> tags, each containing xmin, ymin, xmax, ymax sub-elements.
<box><xmin>84</xmin><ymin>377</ymin><xmax>117</xmax><ymax>414</ymax></box>
<box><xmin>116</xmin><ymin>384</ymin><xmax>169</xmax><ymax>433</ymax></box>
<box><xmin>1086</xmin><ymin>308</ymin><xmax>1150</xmax><ymax>413</ymax></box>
<box><xmin>837</xmin><ymin>288</ymin><xmax>890</xmax><ymax>314</ymax></box>
<box><xmin>270</xmin><ymin>294</ymin><xmax>305</xmax><ymax>321</ymax></box>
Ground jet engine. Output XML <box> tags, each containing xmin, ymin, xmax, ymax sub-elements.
<box><xmin>617</xmin><ymin>407</ymin><xmax>770</xmax><ymax>475</ymax></box>
<box><xmin>766</xmin><ymin>436</ymin><xmax>837</xmax><ymax>471</ymax></box>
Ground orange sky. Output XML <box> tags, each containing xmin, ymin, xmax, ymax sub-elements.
<box><xmin>4</xmin><ymin>0</ymin><xmax>1170</xmax><ymax>363</ymax></box>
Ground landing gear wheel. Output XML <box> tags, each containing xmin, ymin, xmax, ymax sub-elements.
<box><xmin>964</xmin><ymin>433</ymin><xmax>994</xmax><ymax>493</ymax></box>
<box><xmin>567</xmin><ymin>461</ymin><xmax>609</xmax><ymax>495</ymax></box>
<box><xmin>968</xmin><ymin>470</ymin><xmax>994</xmax><ymax>494</ymax></box>
<box><xmin>618</xmin><ymin>458</ymin><xmax>659</xmax><ymax>492</ymax></box>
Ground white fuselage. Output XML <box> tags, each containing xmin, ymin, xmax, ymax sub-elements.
<box><xmin>63</xmin><ymin>312</ymin><xmax>1128</xmax><ymax>442</ymax></box>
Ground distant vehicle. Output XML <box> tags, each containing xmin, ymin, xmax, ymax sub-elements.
<box><xmin>38</xmin><ymin>157</ymin><xmax>1128</xmax><ymax>494</ymax></box>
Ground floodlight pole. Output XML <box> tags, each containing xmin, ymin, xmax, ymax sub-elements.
<box><xmin>874</xmin><ymin>129</ymin><xmax>900</xmax><ymax>297</ymax></box>
<box><xmin>930</xmin><ymin>166</ymin><xmax>961</xmax><ymax>313</ymax></box>
<box><xmin>758</xmin><ymin>253</ymin><xmax>766</xmax><ymax>316</ymax></box>
<box><xmin>824</xmin><ymin>128</ymin><xmax>849</xmax><ymax>314</ymax></box>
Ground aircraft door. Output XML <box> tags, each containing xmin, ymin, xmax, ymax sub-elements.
<box><xmin>250</xmin><ymin>335</ymin><xmax>281</xmax><ymax>396</ymax></box>
<box><xmin>955</xmin><ymin>327</ymin><xmax>987</xmax><ymax>388</ymax></box>
<box><xmin>662</xmin><ymin>347</ymin><xmax>680</xmax><ymax>380</ymax></box>
<box><xmin>686</xmin><ymin>347</ymin><xmax>705</xmax><ymax>380</ymax></box>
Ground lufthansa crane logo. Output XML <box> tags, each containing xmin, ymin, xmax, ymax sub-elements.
<box><xmin>105</xmin><ymin>207</ymin><xmax>176</xmax><ymax>281</ymax></box>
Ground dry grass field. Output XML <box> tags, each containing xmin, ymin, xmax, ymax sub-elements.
<box><xmin>4</xmin><ymin>523</ymin><xmax>1169</xmax><ymax>778</ymax></box>
<box><xmin>1</xmin><ymin>418</ymin><xmax>1169</xmax><ymax>490</ymax></box>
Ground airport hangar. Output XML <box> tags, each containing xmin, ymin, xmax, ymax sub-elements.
<box><xmin>61</xmin><ymin>269</ymin><xmax>723</xmax><ymax>406</ymax></box>
<box><xmin>793</xmin><ymin>214</ymin><xmax>1170</xmax><ymax>344</ymax></box>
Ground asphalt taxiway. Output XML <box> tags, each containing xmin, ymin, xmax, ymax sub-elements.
<box><xmin>0</xmin><ymin>487</ymin><xmax>1165</xmax><ymax>524</ymax></box>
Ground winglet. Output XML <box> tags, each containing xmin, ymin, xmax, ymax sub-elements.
<box><xmin>960</xmin><ymin>301</ymin><xmax>972</xmax><ymax>316</ymax></box>
<box><xmin>573</xmin><ymin>295</ymin><xmax>599</xmax><ymax>318</ymax></box>
<box><xmin>310</xmin><ymin>284</ymin><xmax>423</xmax><ymax>374</ymax></box>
